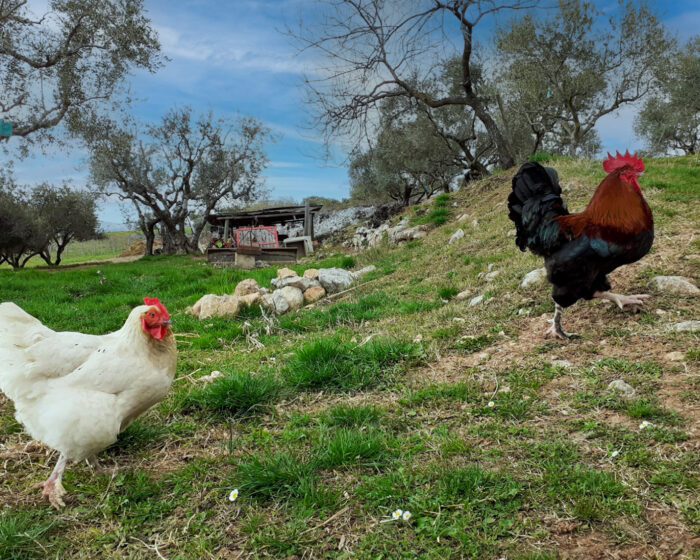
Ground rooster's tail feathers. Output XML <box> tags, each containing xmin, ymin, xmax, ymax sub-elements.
<box><xmin>508</xmin><ymin>162</ymin><xmax>568</xmax><ymax>257</ymax></box>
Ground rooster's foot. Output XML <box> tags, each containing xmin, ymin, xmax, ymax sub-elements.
<box><xmin>33</xmin><ymin>477</ymin><xmax>67</xmax><ymax>509</ymax></box>
<box><xmin>545</xmin><ymin>323</ymin><xmax>575</xmax><ymax>340</ymax></box>
<box><xmin>594</xmin><ymin>291</ymin><xmax>650</xmax><ymax>310</ymax></box>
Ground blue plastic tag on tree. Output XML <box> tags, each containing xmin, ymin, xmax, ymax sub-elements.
<box><xmin>0</xmin><ymin>120</ymin><xmax>11</xmax><ymax>137</ymax></box>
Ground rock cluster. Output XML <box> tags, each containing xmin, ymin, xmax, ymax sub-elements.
<box><xmin>346</xmin><ymin>217</ymin><xmax>429</xmax><ymax>249</ymax></box>
<box><xmin>187</xmin><ymin>265</ymin><xmax>376</xmax><ymax>319</ymax></box>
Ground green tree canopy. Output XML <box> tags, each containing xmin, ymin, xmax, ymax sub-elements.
<box><xmin>635</xmin><ymin>37</ymin><xmax>699</xmax><ymax>155</ymax></box>
<box><xmin>0</xmin><ymin>0</ymin><xmax>162</xmax><ymax>154</ymax></box>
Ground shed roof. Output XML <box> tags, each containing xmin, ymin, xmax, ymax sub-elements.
<box><xmin>207</xmin><ymin>205</ymin><xmax>323</xmax><ymax>227</ymax></box>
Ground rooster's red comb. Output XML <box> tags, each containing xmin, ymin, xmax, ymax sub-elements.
<box><xmin>143</xmin><ymin>297</ymin><xmax>170</xmax><ymax>320</ymax></box>
<box><xmin>602</xmin><ymin>150</ymin><xmax>644</xmax><ymax>173</ymax></box>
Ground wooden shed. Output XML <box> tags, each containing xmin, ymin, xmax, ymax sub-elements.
<box><xmin>205</xmin><ymin>203</ymin><xmax>322</xmax><ymax>267</ymax></box>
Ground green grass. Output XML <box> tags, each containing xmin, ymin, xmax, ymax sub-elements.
<box><xmin>0</xmin><ymin>154</ymin><xmax>697</xmax><ymax>559</ymax></box>
<box><xmin>283</xmin><ymin>336</ymin><xmax>421</xmax><ymax>391</ymax></box>
<box><xmin>180</xmin><ymin>370</ymin><xmax>283</xmax><ymax>418</ymax></box>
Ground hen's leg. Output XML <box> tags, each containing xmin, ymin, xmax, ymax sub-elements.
<box><xmin>545</xmin><ymin>303</ymin><xmax>572</xmax><ymax>340</ymax></box>
<box><xmin>593</xmin><ymin>291</ymin><xmax>650</xmax><ymax>310</ymax></box>
<box><xmin>33</xmin><ymin>453</ymin><xmax>68</xmax><ymax>509</ymax></box>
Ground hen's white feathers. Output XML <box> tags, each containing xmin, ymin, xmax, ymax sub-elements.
<box><xmin>0</xmin><ymin>303</ymin><xmax>176</xmax><ymax>461</ymax></box>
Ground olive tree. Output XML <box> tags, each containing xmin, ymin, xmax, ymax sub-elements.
<box><xmin>290</xmin><ymin>0</ymin><xmax>539</xmax><ymax>171</ymax></box>
<box><xmin>86</xmin><ymin>107</ymin><xmax>271</xmax><ymax>255</ymax></box>
<box><xmin>635</xmin><ymin>38</ymin><xmax>699</xmax><ymax>155</ymax></box>
<box><xmin>350</xmin><ymin>97</ymin><xmax>463</xmax><ymax>205</ymax></box>
<box><xmin>496</xmin><ymin>0</ymin><xmax>673</xmax><ymax>157</ymax></box>
<box><xmin>0</xmin><ymin>0</ymin><xmax>162</xmax><ymax>154</ymax></box>
<box><xmin>32</xmin><ymin>184</ymin><xmax>101</xmax><ymax>266</ymax></box>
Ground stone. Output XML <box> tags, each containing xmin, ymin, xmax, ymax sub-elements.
<box><xmin>471</xmin><ymin>219</ymin><xmax>478</xmax><ymax>228</ymax></box>
<box><xmin>469</xmin><ymin>294</ymin><xmax>484</xmax><ymax>307</ymax></box>
<box><xmin>607</xmin><ymin>379</ymin><xmax>635</xmax><ymax>397</ymax></box>
<box><xmin>457</xmin><ymin>213</ymin><xmax>469</xmax><ymax>223</ymax></box>
<box><xmin>272</xmin><ymin>275</ymin><xmax>320</xmax><ymax>291</ymax></box>
<box><xmin>520</xmin><ymin>268</ymin><xmax>547</xmax><ymax>289</ymax></box>
<box><xmin>665</xmin><ymin>351</ymin><xmax>685</xmax><ymax>361</ymax></box>
<box><xmin>239</xmin><ymin>292</ymin><xmax>261</xmax><ymax>307</ymax></box>
<box><xmin>276</xmin><ymin>267</ymin><xmax>297</xmax><ymax>279</ymax></box>
<box><xmin>270</xmin><ymin>286</ymin><xmax>304</xmax><ymax>314</ymax></box>
<box><xmin>303</xmin><ymin>268</ymin><xmax>319</xmax><ymax>279</ymax></box>
<box><xmin>484</xmin><ymin>270</ymin><xmax>500</xmax><ymax>281</ymax></box>
<box><xmin>318</xmin><ymin>267</ymin><xmax>355</xmax><ymax>294</ymax></box>
<box><xmin>303</xmin><ymin>285</ymin><xmax>326</xmax><ymax>303</ymax></box>
<box><xmin>455</xmin><ymin>289</ymin><xmax>471</xmax><ymax>300</ymax></box>
<box><xmin>449</xmin><ymin>228</ymin><xmax>465</xmax><ymax>244</ymax></box>
<box><xmin>650</xmin><ymin>275</ymin><xmax>699</xmax><ymax>295</ymax></box>
<box><xmin>187</xmin><ymin>294</ymin><xmax>240</xmax><ymax>319</ymax></box>
<box><xmin>551</xmin><ymin>360</ymin><xmax>573</xmax><ymax>369</ymax></box>
<box><xmin>353</xmin><ymin>265</ymin><xmax>376</xmax><ymax>278</ymax></box>
<box><xmin>671</xmin><ymin>320</ymin><xmax>700</xmax><ymax>332</ymax></box>
<box><xmin>234</xmin><ymin>278</ymin><xmax>260</xmax><ymax>297</ymax></box>
<box><xmin>390</xmin><ymin>224</ymin><xmax>428</xmax><ymax>243</ymax></box>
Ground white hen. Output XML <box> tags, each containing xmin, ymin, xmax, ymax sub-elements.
<box><xmin>0</xmin><ymin>297</ymin><xmax>177</xmax><ymax>508</ymax></box>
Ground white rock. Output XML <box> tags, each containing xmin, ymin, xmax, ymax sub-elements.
<box><xmin>457</xmin><ymin>214</ymin><xmax>469</xmax><ymax>223</ymax></box>
<box><xmin>650</xmin><ymin>276</ymin><xmax>699</xmax><ymax>295</ymax></box>
<box><xmin>484</xmin><ymin>270</ymin><xmax>500</xmax><ymax>281</ymax></box>
<box><xmin>318</xmin><ymin>267</ymin><xmax>355</xmax><ymax>294</ymax></box>
<box><xmin>607</xmin><ymin>379</ymin><xmax>635</xmax><ymax>397</ymax></box>
<box><xmin>234</xmin><ymin>278</ymin><xmax>260</xmax><ymax>297</ymax></box>
<box><xmin>303</xmin><ymin>268</ymin><xmax>319</xmax><ymax>279</ymax></box>
<box><xmin>187</xmin><ymin>294</ymin><xmax>240</xmax><ymax>319</ymax></box>
<box><xmin>276</xmin><ymin>267</ymin><xmax>297</xmax><ymax>280</ymax></box>
<box><xmin>520</xmin><ymin>268</ymin><xmax>547</xmax><ymax>289</ymax></box>
<box><xmin>469</xmin><ymin>294</ymin><xmax>484</xmax><ymax>307</ymax></box>
<box><xmin>455</xmin><ymin>289</ymin><xmax>471</xmax><ymax>300</ymax></box>
<box><xmin>671</xmin><ymin>320</ymin><xmax>700</xmax><ymax>332</ymax></box>
<box><xmin>551</xmin><ymin>360</ymin><xmax>573</xmax><ymax>369</ymax></box>
<box><xmin>353</xmin><ymin>265</ymin><xmax>377</xmax><ymax>278</ymax></box>
<box><xmin>271</xmin><ymin>286</ymin><xmax>304</xmax><ymax>314</ymax></box>
<box><xmin>449</xmin><ymin>228</ymin><xmax>465</xmax><ymax>244</ymax></box>
<box><xmin>471</xmin><ymin>219</ymin><xmax>478</xmax><ymax>228</ymax></box>
<box><xmin>272</xmin><ymin>275</ymin><xmax>320</xmax><ymax>291</ymax></box>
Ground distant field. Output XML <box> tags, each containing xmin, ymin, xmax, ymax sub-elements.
<box><xmin>1</xmin><ymin>231</ymin><xmax>143</xmax><ymax>269</ymax></box>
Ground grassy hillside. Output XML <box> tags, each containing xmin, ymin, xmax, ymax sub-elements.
<box><xmin>0</xmin><ymin>155</ymin><xmax>698</xmax><ymax>559</ymax></box>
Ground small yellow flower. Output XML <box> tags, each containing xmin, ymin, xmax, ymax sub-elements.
<box><xmin>392</xmin><ymin>509</ymin><xmax>403</xmax><ymax>520</ymax></box>
<box><xmin>228</xmin><ymin>488</ymin><xmax>239</xmax><ymax>502</ymax></box>
<box><xmin>487</xmin><ymin>401</ymin><xmax>495</xmax><ymax>408</ymax></box>
<box><xmin>402</xmin><ymin>511</ymin><xmax>412</xmax><ymax>521</ymax></box>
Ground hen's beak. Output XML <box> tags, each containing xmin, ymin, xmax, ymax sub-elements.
<box><xmin>161</xmin><ymin>319</ymin><xmax>172</xmax><ymax>326</ymax></box>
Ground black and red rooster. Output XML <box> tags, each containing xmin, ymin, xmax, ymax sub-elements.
<box><xmin>508</xmin><ymin>151</ymin><xmax>654</xmax><ymax>339</ymax></box>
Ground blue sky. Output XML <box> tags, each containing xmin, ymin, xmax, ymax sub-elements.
<box><xmin>9</xmin><ymin>0</ymin><xmax>699</xmax><ymax>229</ymax></box>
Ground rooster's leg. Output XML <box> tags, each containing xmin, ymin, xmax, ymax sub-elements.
<box><xmin>33</xmin><ymin>453</ymin><xmax>68</xmax><ymax>509</ymax></box>
<box><xmin>545</xmin><ymin>303</ymin><xmax>572</xmax><ymax>340</ymax></box>
<box><xmin>594</xmin><ymin>291</ymin><xmax>650</xmax><ymax>310</ymax></box>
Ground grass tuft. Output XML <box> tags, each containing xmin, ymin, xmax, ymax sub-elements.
<box><xmin>283</xmin><ymin>336</ymin><xmax>420</xmax><ymax>391</ymax></box>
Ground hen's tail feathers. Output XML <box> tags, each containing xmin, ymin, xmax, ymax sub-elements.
<box><xmin>508</xmin><ymin>162</ymin><xmax>569</xmax><ymax>257</ymax></box>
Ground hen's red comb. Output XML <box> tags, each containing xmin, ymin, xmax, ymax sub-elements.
<box><xmin>143</xmin><ymin>297</ymin><xmax>170</xmax><ymax>320</ymax></box>
<box><xmin>602</xmin><ymin>150</ymin><xmax>644</xmax><ymax>173</ymax></box>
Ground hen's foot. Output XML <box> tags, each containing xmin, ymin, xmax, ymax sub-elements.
<box><xmin>33</xmin><ymin>477</ymin><xmax>67</xmax><ymax>509</ymax></box>
<box><xmin>594</xmin><ymin>291</ymin><xmax>650</xmax><ymax>310</ymax></box>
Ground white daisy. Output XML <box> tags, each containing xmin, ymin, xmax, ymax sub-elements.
<box><xmin>487</xmin><ymin>401</ymin><xmax>495</xmax><ymax>408</ymax></box>
<box><xmin>402</xmin><ymin>511</ymin><xmax>412</xmax><ymax>521</ymax></box>
<box><xmin>610</xmin><ymin>450</ymin><xmax>619</xmax><ymax>458</ymax></box>
<box><xmin>392</xmin><ymin>509</ymin><xmax>403</xmax><ymax>520</ymax></box>
<box><xmin>228</xmin><ymin>488</ymin><xmax>239</xmax><ymax>502</ymax></box>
